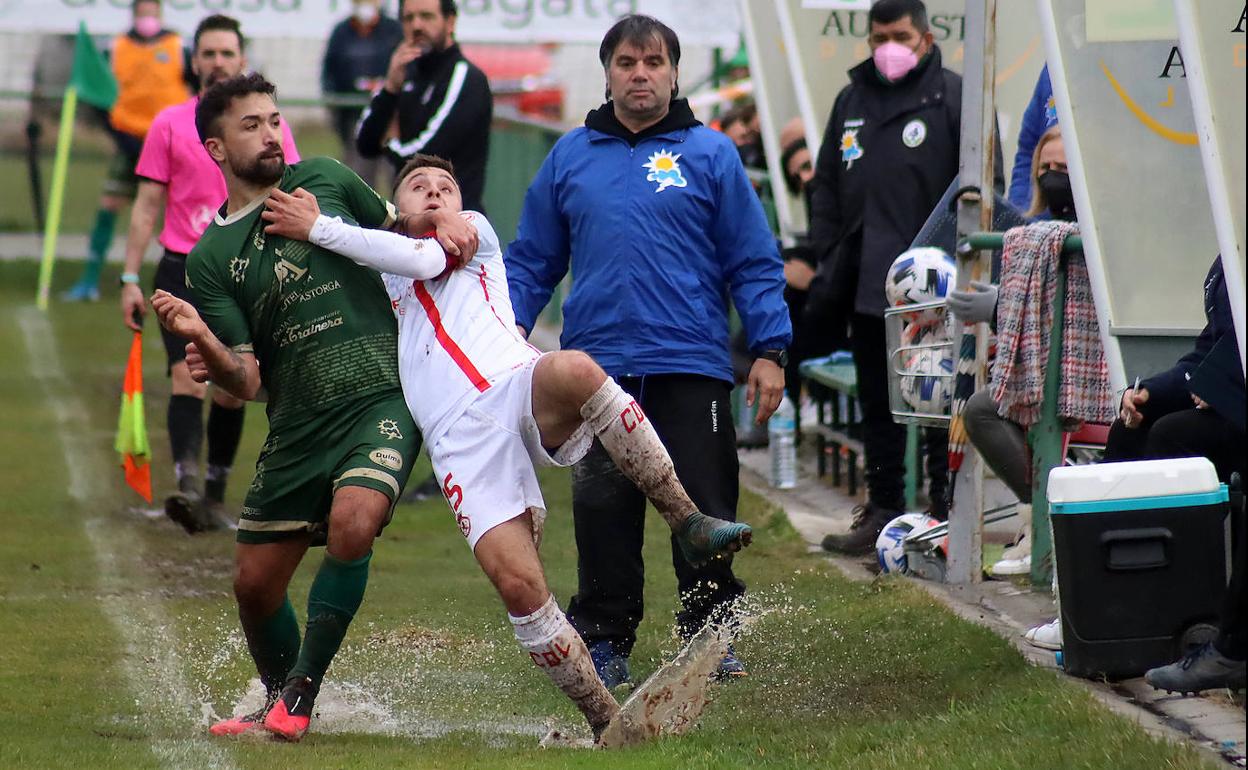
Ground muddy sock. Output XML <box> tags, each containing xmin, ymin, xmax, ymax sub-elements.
<box><xmin>204</xmin><ymin>402</ymin><xmax>244</xmax><ymax>503</ymax></box>
<box><xmin>288</xmin><ymin>551</ymin><xmax>371</xmax><ymax>686</ymax></box>
<box><xmin>241</xmin><ymin>595</ymin><xmax>301</xmax><ymax>697</ymax></box>
<box><xmin>578</xmin><ymin>377</ymin><xmax>695</xmax><ymax>531</ymax></box>
<box><xmin>510</xmin><ymin>594</ymin><xmax>619</xmax><ymax>735</ymax></box>
<box><xmin>167</xmin><ymin>395</ymin><xmax>203</xmax><ymax>487</ymax></box>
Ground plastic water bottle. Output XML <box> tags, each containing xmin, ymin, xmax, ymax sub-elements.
<box><xmin>768</xmin><ymin>396</ymin><xmax>798</xmax><ymax>489</ymax></box>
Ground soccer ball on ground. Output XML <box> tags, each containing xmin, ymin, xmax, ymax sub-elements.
<box><xmin>876</xmin><ymin>512</ymin><xmax>943</xmax><ymax>574</ymax></box>
<box><xmin>885</xmin><ymin>247</ymin><xmax>957</xmax><ymax>326</ymax></box>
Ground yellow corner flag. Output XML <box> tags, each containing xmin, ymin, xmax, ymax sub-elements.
<box><xmin>115</xmin><ymin>331</ymin><xmax>152</xmax><ymax>502</ymax></box>
<box><xmin>36</xmin><ymin>22</ymin><xmax>118</xmax><ymax>310</ymax></box>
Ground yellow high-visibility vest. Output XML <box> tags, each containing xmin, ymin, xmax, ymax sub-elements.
<box><xmin>109</xmin><ymin>31</ymin><xmax>190</xmax><ymax>138</ymax></box>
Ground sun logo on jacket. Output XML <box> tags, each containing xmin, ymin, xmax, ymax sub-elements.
<box><xmin>643</xmin><ymin>149</ymin><xmax>687</xmax><ymax>193</ymax></box>
<box><xmin>840</xmin><ymin>128</ymin><xmax>864</xmax><ymax>168</ymax></box>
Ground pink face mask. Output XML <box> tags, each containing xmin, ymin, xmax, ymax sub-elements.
<box><xmin>873</xmin><ymin>41</ymin><xmax>919</xmax><ymax>82</ymax></box>
<box><xmin>134</xmin><ymin>15</ymin><xmax>161</xmax><ymax>38</ymax></box>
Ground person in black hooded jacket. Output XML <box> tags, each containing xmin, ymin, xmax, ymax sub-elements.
<box><xmin>354</xmin><ymin>0</ymin><xmax>492</xmax><ymax>212</ymax></box>
<box><xmin>809</xmin><ymin>0</ymin><xmax>1003</xmax><ymax>552</ymax></box>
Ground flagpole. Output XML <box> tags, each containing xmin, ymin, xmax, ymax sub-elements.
<box><xmin>36</xmin><ymin>85</ymin><xmax>78</xmax><ymax>311</ymax></box>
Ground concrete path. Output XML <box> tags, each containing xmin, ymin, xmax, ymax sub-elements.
<box><xmin>0</xmin><ymin>233</ymin><xmax>163</xmax><ymax>262</ymax></box>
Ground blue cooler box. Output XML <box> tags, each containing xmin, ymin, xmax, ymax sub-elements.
<box><xmin>1048</xmin><ymin>458</ymin><xmax>1230</xmax><ymax>680</ymax></box>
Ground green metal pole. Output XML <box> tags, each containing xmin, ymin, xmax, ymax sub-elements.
<box><xmin>965</xmin><ymin>232</ymin><xmax>1083</xmax><ymax>254</ymax></box>
<box><xmin>1027</xmin><ymin>257</ymin><xmax>1067</xmax><ymax>587</ymax></box>
<box><xmin>36</xmin><ymin>85</ymin><xmax>78</xmax><ymax>311</ymax></box>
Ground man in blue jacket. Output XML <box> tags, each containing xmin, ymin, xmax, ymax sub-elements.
<box><xmin>506</xmin><ymin>14</ymin><xmax>791</xmax><ymax>688</ymax></box>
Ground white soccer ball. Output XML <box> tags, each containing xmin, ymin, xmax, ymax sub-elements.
<box><xmin>900</xmin><ymin>332</ymin><xmax>955</xmax><ymax>414</ymax></box>
<box><xmin>876</xmin><ymin>512</ymin><xmax>943</xmax><ymax>574</ymax></box>
<box><xmin>885</xmin><ymin>247</ymin><xmax>958</xmax><ymax>326</ymax></box>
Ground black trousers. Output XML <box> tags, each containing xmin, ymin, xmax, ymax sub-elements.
<box><xmin>565</xmin><ymin>374</ymin><xmax>745</xmax><ymax>656</ymax></box>
<box><xmin>1219</xmin><ymin>511</ymin><xmax>1244</xmax><ymax>660</ymax></box>
<box><xmin>850</xmin><ymin>314</ymin><xmax>949</xmax><ymax>513</ymax></box>
<box><xmin>1105</xmin><ymin>407</ymin><xmax>1246</xmax><ymax>659</ymax></box>
<box><xmin>1105</xmin><ymin>407</ymin><xmax>1247</xmax><ymax>484</ymax></box>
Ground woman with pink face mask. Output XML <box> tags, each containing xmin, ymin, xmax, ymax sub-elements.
<box><xmin>808</xmin><ymin>0</ymin><xmax>1004</xmax><ymax>554</ymax></box>
<box><xmin>63</xmin><ymin>0</ymin><xmax>192</xmax><ymax>301</ymax></box>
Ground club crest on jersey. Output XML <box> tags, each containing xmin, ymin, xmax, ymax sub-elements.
<box><xmin>377</xmin><ymin>418</ymin><xmax>403</xmax><ymax>440</ymax></box>
<box><xmin>274</xmin><ymin>258</ymin><xmax>307</xmax><ymax>286</ymax></box>
<box><xmin>841</xmin><ymin>120</ymin><xmax>865</xmax><ymax>168</ymax></box>
<box><xmin>643</xmin><ymin>149</ymin><xmax>687</xmax><ymax>193</ymax></box>
<box><xmin>229</xmin><ymin>256</ymin><xmax>249</xmax><ymax>283</ymax></box>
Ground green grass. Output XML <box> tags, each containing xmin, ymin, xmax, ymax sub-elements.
<box><xmin>0</xmin><ymin>259</ymin><xmax>1216</xmax><ymax>769</ymax></box>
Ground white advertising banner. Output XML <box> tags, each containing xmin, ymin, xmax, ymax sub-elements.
<box><xmin>777</xmin><ymin>0</ymin><xmax>1046</xmax><ymax>169</ymax></box>
<box><xmin>1173</xmin><ymin>0</ymin><xmax>1246</xmax><ymax>374</ymax></box>
<box><xmin>1040</xmin><ymin>0</ymin><xmax>1211</xmax><ymax>350</ymax></box>
<box><xmin>0</xmin><ymin>0</ymin><xmax>741</xmax><ymax>45</ymax></box>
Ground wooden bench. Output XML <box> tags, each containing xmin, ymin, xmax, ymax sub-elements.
<box><xmin>799</xmin><ymin>357</ymin><xmax>866</xmax><ymax>496</ymax></box>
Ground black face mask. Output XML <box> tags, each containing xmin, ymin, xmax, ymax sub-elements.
<box><xmin>1038</xmin><ymin>170</ymin><xmax>1076</xmax><ymax>221</ymax></box>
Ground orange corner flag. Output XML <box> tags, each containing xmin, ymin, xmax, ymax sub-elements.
<box><xmin>114</xmin><ymin>332</ymin><xmax>152</xmax><ymax>502</ymax></box>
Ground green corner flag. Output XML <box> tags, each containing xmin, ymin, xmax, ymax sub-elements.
<box><xmin>36</xmin><ymin>22</ymin><xmax>117</xmax><ymax>309</ymax></box>
<box><xmin>72</xmin><ymin>22</ymin><xmax>117</xmax><ymax>110</ymax></box>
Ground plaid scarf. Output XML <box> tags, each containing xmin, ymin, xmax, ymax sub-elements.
<box><xmin>991</xmin><ymin>221</ymin><xmax>1116</xmax><ymax>428</ymax></box>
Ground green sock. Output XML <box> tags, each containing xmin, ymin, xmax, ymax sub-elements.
<box><xmin>76</xmin><ymin>208</ymin><xmax>117</xmax><ymax>287</ymax></box>
<box><xmin>242</xmin><ymin>595</ymin><xmax>301</xmax><ymax>696</ymax></box>
<box><xmin>289</xmin><ymin>551</ymin><xmax>372</xmax><ymax>686</ymax></box>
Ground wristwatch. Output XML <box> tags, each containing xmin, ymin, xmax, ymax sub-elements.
<box><xmin>119</xmin><ymin>272</ymin><xmax>141</xmax><ymax>287</ymax></box>
<box><xmin>757</xmin><ymin>348</ymin><xmax>789</xmax><ymax>367</ymax></box>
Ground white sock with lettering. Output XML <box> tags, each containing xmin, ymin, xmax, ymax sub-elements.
<box><xmin>510</xmin><ymin>595</ymin><xmax>618</xmax><ymax>734</ymax></box>
<box><xmin>578</xmin><ymin>377</ymin><xmax>696</xmax><ymax>530</ymax></box>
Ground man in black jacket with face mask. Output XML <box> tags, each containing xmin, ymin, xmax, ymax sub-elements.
<box><xmin>355</xmin><ymin>0</ymin><xmax>492</xmax><ymax>212</ymax></box>
<box><xmin>809</xmin><ymin>0</ymin><xmax>985</xmax><ymax>551</ymax></box>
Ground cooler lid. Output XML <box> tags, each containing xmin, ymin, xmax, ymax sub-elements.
<box><xmin>1047</xmin><ymin>458</ymin><xmax>1220</xmax><ymax>504</ymax></box>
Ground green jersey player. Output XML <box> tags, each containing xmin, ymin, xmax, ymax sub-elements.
<box><xmin>151</xmin><ymin>72</ymin><xmax>476</xmax><ymax>742</ymax></box>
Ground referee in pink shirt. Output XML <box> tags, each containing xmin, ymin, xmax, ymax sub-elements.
<box><xmin>118</xmin><ymin>15</ymin><xmax>300</xmax><ymax>532</ymax></box>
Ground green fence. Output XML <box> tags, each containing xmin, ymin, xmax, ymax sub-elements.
<box><xmin>481</xmin><ymin>109</ymin><xmax>563</xmax><ymax>247</ymax></box>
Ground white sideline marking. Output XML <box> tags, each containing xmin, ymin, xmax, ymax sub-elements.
<box><xmin>19</xmin><ymin>307</ymin><xmax>235</xmax><ymax>770</ymax></box>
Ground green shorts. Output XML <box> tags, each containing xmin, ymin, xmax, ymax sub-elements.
<box><xmin>102</xmin><ymin>145</ymin><xmax>141</xmax><ymax>199</ymax></box>
<box><xmin>237</xmin><ymin>391</ymin><xmax>421</xmax><ymax>545</ymax></box>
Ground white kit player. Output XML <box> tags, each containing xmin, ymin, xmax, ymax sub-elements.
<box><xmin>260</xmin><ymin>153</ymin><xmax>753</xmax><ymax>742</ymax></box>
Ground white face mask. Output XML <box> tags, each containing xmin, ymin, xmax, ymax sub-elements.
<box><xmin>353</xmin><ymin>3</ymin><xmax>379</xmax><ymax>24</ymax></box>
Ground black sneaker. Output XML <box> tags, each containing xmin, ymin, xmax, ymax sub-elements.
<box><xmin>588</xmin><ymin>640</ymin><xmax>632</xmax><ymax>690</ymax></box>
<box><xmin>821</xmin><ymin>503</ymin><xmax>899</xmax><ymax>555</ymax></box>
<box><xmin>1145</xmin><ymin>643</ymin><xmax>1246</xmax><ymax>695</ymax></box>
<box><xmin>263</xmin><ymin>675</ymin><xmax>318</xmax><ymax>741</ymax></box>
<box><xmin>714</xmin><ymin>644</ymin><xmax>748</xmax><ymax>680</ymax></box>
<box><xmin>165</xmin><ymin>489</ymin><xmax>226</xmax><ymax>533</ymax></box>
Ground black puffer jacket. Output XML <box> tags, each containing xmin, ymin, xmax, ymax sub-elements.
<box><xmin>808</xmin><ymin>46</ymin><xmax>999</xmax><ymax>318</ymax></box>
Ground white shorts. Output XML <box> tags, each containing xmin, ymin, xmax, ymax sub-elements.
<box><xmin>427</xmin><ymin>354</ymin><xmax>593</xmax><ymax>550</ymax></box>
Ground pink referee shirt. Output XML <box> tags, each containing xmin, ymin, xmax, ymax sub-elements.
<box><xmin>135</xmin><ymin>96</ymin><xmax>301</xmax><ymax>255</ymax></box>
